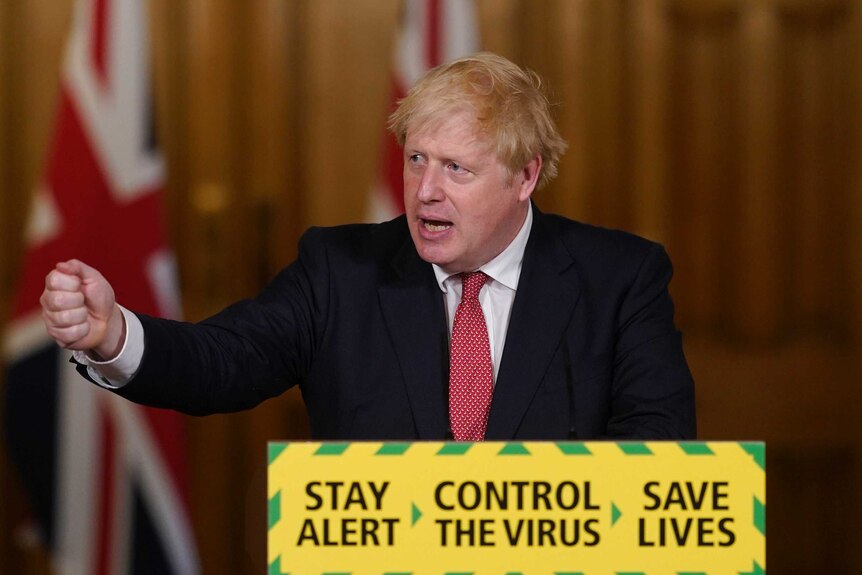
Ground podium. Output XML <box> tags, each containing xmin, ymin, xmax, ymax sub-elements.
<box><xmin>268</xmin><ymin>441</ymin><xmax>765</xmax><ymax>574</ymax></box>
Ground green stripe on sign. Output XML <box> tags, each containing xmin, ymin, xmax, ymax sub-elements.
<box><xmin>556</xmin><ymin>442</ymin><xmax>592</xmax><ymax>455</ymax></box>
<box><xmin>498</xmin><ymin>443</ymin><xmax>531</xmax><ymax>455</ymax></box>
<box><xmin>267</xmin><ymin>555</ymin><xmax>285</xmax><ymax>575</ymax></box>
<box><xmin>411</xmin><ymin>503</ymin><xmax>422</xmax><ymax>526</ymax></box>
<box><xmin>384</xmin><ymin>572</ymin><xmax>412</xmax><ymax>575</ymax></box>
<box><xmin>679</xmin><ymin>442</ymin><xmax>714</xmax><ymax>455</ymax></box>
<box><xmin>268</xmin><ymin>443</ymin><xmax>287</xmax><ymax>464</ymax></box>
<box><xmin>740</xmin><ymin>561</ymin><xmax>765</xmax><ymax>575</ymax></box>
<box><xmin>268</xmin><ymin>491</ymin><xmax>281</xmax><ymax>530</ymax></box>
<box><xmin>505</xmin><ymin>572</ymin><xmax>524</xmax><ymax>575</ymax></box>
<box><xmin>322</xmin><ymin>572</ymin><xmax>350</xmax><ymax>575</ymax></box>
<box><xmin>376</xmin><ymin>443</ymin><xmax>411</xmax><ymax>455</ymax></box>
<box><xmin>754</xmin><ymin>496</ymin><xmax>766</xmax><ymax>535</ymax></box>
<box><xmin>314</xmin><ymin>443</ymin><xmax>349</xmax><ymax>455</ymax></box>
<box><xmin>616</xmin><ymin>572</ymin><xmax>646</xmax><ymax>575</ymax></box>
<box><xmin>740</xmin><ymin>442</ymin><xmax>766</xmax><ymax>470</ymax></box>
<box><xmin>617</xmin><ymin>443</ymin><xmax>653</xmax><ymax>455</ymax></box>
<box><xmin>437</xmin><ymin>443</ymin><xmax>473</xmax><ymax>455</ymax></box>
<box><xmin>445</xmin><ymin>572</ymin><xmax>473</xmax><ymax>575</ymax></box>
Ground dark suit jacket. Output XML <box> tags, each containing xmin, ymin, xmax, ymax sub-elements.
<box><xmin>109</xmin><ymin>207</ymin><xmax>696</xmax><ymax>440</ymax></box>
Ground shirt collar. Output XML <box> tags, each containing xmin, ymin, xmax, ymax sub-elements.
<box><xmin>432</xmin><ymin>203</ymin><xmax>533</xmax><ymax>293</ymax></box>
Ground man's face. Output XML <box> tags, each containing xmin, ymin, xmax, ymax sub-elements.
<box><xmin>403</xmin><ymin>111</ymin><xmax>539</xmax><ymax>273</ymax></box>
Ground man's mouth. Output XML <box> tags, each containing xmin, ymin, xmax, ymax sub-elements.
<box><xmin>422</xmin><ymin>219</ymin><xmax>452</xmax><ymax>232</ymax></box>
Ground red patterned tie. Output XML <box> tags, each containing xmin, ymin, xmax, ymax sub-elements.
<box><xmin>449</xmin><ymin>272</ymin><xmax>493</xmax><ymax>441</ymax></box>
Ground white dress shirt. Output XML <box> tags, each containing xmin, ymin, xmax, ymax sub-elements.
<box><xmin>76</xmin><ymin>206</ymin><xmax>533</xmax><ymax>388</ymax></box>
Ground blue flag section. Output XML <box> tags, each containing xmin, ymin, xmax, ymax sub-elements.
<box><xmin>5</xmin><ymin>345</ymin><xmax>62</xmax><ymax>548</ymax></box>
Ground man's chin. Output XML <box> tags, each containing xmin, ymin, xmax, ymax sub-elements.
<box><xmin>415</xmin><ymin>244</ymin><xmax>456</xmax><ymax>269</ymax></box>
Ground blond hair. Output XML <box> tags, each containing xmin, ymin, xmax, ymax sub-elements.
<box><xmin>388</xmin><ymin>52</ymin><xmax>567</xmax><ymax>189</ymax></box>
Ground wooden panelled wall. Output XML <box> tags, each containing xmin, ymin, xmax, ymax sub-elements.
<box><xmin>1</xmin><ymin>0</ymin><xmax>861</xmax><ymax>573</ymax></box>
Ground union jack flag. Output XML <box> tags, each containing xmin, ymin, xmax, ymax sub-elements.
<box><xmin>3</xmin><ymin>0</ymin><xmax>199</xmax><ymax>573</ymax></box>
<box><xmin>368</xmin><ymin>0</ymin><xmax>481</xmax><ymax>221</ymax></box>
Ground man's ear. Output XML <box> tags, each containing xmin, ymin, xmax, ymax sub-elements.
<box><xmin>517</xmin><ymin>154</ymin><xmax>542</xmax><ymax>201</ymax></box>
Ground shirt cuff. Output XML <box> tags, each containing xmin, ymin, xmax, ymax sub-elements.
<box><xmin>71</xmin><ymin>306</ymin><xmax>145</xmax><ymax>389</ymax></box>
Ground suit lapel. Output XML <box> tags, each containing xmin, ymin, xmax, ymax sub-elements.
<box><xmin>378</xmin><ymin>236</ymin><xmax>450</xmax><ymax>439</ymax></box>
<box><xmin>485</xmin><ymin>210</ymin><xmax>581</xmax><ymax>439</ymax></box>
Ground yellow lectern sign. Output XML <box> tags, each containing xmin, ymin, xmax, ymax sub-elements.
<box><xmin>268</xmin><ymin>442</ymin><xmax>765</xmax><ymax>575</ymax></box>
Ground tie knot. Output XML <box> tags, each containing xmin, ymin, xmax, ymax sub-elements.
<box><xmin>460</xmin><ymin>272</ymin><xmax>488</xmax><ymax>301</ymax></box>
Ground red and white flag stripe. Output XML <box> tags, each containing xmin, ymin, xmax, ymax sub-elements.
<box><xmin>4</xmin><ymin>0</ymin><xmax>198</xmax><ymax>573</ymax></box>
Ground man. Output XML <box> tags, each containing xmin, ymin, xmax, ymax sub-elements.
<box><xmin>41</xmin><ymin>53</ymin><xmax>695</xmax><ymax>440</ymax></box>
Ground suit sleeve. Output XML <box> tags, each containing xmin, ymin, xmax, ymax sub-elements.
<box><xmin>605</xmin><ymin>243</ymin><xmax>696</xmax><ymax>439</ymax></box>
<box><xmin>108</xmin><ymin>228</ymin><xmax>330</xmax><ymax>415</ymax></box>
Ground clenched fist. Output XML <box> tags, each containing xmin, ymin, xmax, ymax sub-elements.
<box><xmin>40</xmin><ymin>259</ymin><xmax>125</xmax><ymax>360</ymax></box>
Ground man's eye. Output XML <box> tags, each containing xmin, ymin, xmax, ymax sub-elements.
<box><xmin>449</xmin><ymin>162</ymin><xmax>466</xmax><ymax>174</ymax></box>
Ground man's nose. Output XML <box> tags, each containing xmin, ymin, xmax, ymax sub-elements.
<box><xmin>416</xmin><ymin>166</ymin><xmax>444</xmax><ymax>203</ymax></box>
